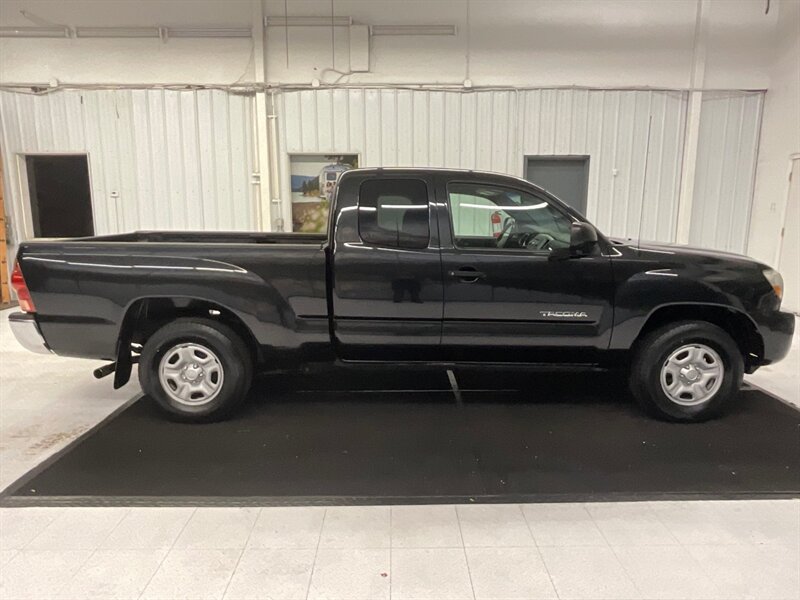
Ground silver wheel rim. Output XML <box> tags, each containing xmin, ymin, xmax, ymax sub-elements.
<box><xmin>158</xmin><ymin>343</ymin><xmax>224</xmax><ymax>406</ymax></box>
<box><xmin>660</xmin><ymin>343</ymin><xmax>724</xmax><ymax>406</ymax></box>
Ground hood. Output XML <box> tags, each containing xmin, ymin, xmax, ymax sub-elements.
<box><xmin>609</xmin><ymin>238</ymin><xmax>764</xmax><ymax>266</ymax></box>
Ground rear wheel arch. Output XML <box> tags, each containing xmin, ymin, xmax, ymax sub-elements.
<box><xmin>113</xmin><ymin>297</ymin><xmax>260</xmax><ymax>387</ymax></box>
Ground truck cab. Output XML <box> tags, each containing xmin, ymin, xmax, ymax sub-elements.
<box><xmin>330</xmin><ymin>169</ymin><xmax>615</xmax><ymax>366</ymax></box>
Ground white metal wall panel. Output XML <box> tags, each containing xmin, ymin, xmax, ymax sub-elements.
<box><xmin>275</xmin><ymin>88</ymin><xmax>688</xmax><ymax>241</ymax></box>
<box><xmin>0</xmin><ymin>89</ymin><xmax>255</xmax><ymax>245</ymax></box>
<box><xmin>689</xmin><ymin>91</ymin><xmax>763</xmax><ymax>253</ymax></box>
<box><xmin>0</xmin><ymin>87</ymin><xmax>764</xmax><ymax>250</ymax></box>
<box><xmin>519</xmin><ymin>89</ymin><xmax>689</xmax><ymax>241</ymax></box>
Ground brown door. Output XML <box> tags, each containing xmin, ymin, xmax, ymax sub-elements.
<box><xmin>0</xmin><ymin>157</ymin><xmax>10</xmax><ymax>306</ymax></box>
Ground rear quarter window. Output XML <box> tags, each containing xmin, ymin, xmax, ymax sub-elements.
<box><xmin>358</xmin><ymin>179</ymin><xmax>430</xmax><ymax>249</ymax></box>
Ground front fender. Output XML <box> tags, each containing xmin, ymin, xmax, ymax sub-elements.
<box><xmin>609</xmin><ymin>268</ymin><xmax>756</xmax><ymax>350</ymax></box>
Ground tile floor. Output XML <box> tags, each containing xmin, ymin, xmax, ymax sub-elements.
<box><xmin>0</xmin><ymin>502</ymin><xmax>798</xmax><ymax>599</ymax></box>
<box><xmin>1</xmin><ymin>308</ymin><xmax>799</xmax><ymax>599</ymax></box>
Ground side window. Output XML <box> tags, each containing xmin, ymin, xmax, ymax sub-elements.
<box><xmin>448</xmin><ymin>182</ymin><xmax>573</xmax><ymax>252</ymax></box>
<box><xmin>359</xmin><ymin>179</ymin><xmax>430</xmax><ymax>249</ymax></box>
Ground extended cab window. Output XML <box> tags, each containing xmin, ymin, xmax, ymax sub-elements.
<box><xmin>359</xmin><ymin>179</ymin><xmax>430</xmax><ymax>249</ymax></box>
<box><xmin>448</xmin><ymin>182</ymin><xmax>573</xmax><ymax>252</ymax></box>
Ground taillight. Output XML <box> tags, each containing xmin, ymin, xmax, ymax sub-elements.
<box><xmin>11</xmin><ymin>261</ymin><xmax>36</xmax><ymax>313</ymax></box>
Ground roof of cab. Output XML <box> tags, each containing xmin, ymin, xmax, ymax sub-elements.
<box><xmin>338</xmin><ymin>167</ymin><xmax>550</xmax><ymax>195</ymax></box>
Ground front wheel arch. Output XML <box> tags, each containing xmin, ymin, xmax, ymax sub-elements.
<box><xmin>631</xmin><ymin>304</ymin><xmax>761</xmax><ymax>371</ymax></box>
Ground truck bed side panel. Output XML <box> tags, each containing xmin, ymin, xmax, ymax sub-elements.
<box><xmin>17</xmin><ymin>241</ymin><xmax>329</xmax><ymax>360</ymax></box>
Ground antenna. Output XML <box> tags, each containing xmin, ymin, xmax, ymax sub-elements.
<box><xmin>637</xmin><ymin>115</ymin><xmax>653</xmax><ymax>252</ymax></box>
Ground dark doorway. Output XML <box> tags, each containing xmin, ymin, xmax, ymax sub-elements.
<box><xmin>526</xmin><ymin>156</ymin><xmax>590</xmax><ymax>216</ymax></box>
<box><xmin>26</xmin><ymin>155</ymin><xmax>94</xmax><ymax>238</ymax></box>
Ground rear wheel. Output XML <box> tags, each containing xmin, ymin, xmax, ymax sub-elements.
<box><xmin>139</xmin><ymin>318</ymin><xmax>253</xmax><ymax>422</ymax></box>
<box><xmin>629</xmin><ymin>321</ymin><xmax>743</xmax><ymax>422</ymax></box>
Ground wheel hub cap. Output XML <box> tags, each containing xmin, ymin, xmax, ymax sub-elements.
<box><xmin>158</xmin><ymin>343</ymin><xmax>224</xmax><ymax>406</ymax></box>
<box><xmin>660</xmin><ymin>343</ymin><xmax>724</xmax><ymax>406</ymax></box>
<box><xmin>182</xmin><ymin>364</ymin><xmax>204</xmax><ymax>382</ymax></box>
<box><xmin>680</xmin><ymin>365</ymin><xmax>700</xmax><ymax>382</ymax></box>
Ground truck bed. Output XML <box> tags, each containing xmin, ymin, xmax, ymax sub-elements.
<box><xmin>16</xmin><ymin>231</ymin><xmax>331</xmax><ymax>361</ymax></box>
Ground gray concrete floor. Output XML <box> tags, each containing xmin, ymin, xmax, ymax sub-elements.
<box><xmin>1</xmin><ymin>308</ymin><xmax>798</xmax><ymax>599</ymax></box>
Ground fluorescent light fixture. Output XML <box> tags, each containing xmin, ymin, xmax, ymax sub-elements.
<box><xmin>169</xmin><ymin>27</ymin><xmax>251</xmax><ymax>38</ymax></box>
<box><xmin>0</xmin><ymin>26</ymin><xmax>70</xmax><ymax>38</ymax></box>
<box><xmin>370</xmin><ymin>24</ymin><xmax>456</xmax><ymax>36</ymax></box>
<box><xmin>266</xmin><ymin>16</ymin><xmax>352</xmax><ymax>27</ymax></box>
<box><xmin>76</xmin><ymin>27</ymin><xmax>159</xmax><ymax>38</ymax></box>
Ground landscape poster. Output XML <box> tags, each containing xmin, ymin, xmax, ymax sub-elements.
<box><xmin>290</xmin><ymin>154</ymin><xmax>358</xmax><ymax>232</ymax></box>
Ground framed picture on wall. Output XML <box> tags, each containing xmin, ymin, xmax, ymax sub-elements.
<box><xmin>289</xmin><ymin>154</ymin><xmax>359</xmax><ymax>232</ymax></box>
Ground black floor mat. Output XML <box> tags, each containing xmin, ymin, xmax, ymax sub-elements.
<box><xmin>5</xmin><ymin>369</ymin><xmax>799</xmax><ymax>504</ymax></box>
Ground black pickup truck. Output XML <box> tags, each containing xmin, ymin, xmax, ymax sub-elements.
<box><xmin>9</xmin><ymin>168</ymin><xmax>793</xmax><ymax>422</ymax></box>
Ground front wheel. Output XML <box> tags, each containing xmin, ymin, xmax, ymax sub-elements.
<box><xmin>139</xmin><ymin>318</ymin><xmax>253</xmax><ymax>422</ymax></box>
<box><xmin>629</xmin><ymin>321</ymin><xmax>744</xmax><ymax>422</ymax></box>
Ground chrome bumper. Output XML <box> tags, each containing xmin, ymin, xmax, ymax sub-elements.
<box><xmin>8</xmin><ymin>312</ymin><xmax>52</xmax><ymax>355</ymax></box>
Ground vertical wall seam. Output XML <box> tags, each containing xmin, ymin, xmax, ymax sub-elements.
<box><xmin>727</xmin><ymin>97</ymin><xmax>747</xmax><ymax>250</ymax></box>
<box><xmin>595</xmin><ymin>91</ymin><xmax>606</xmax><ymax>224</ymax></box>
<box><xmin>623</xmin><ymin>93</ymin><xmax>638</xmax><ymax>234</ymax></box>
<box><xmin>313</xmin><ymin>90</ymin><xmax>319</xmax><ymax>150</ymax></box>
<box><xmin>145</xmin><ymin>91</ymin><xmax>157</xmax><ymax>228</ymax></box>
<box><xmin>610</xmin><ymin>92</ymin><xmax>621</xmax><ymax>230</ymax></box>
<box><xmin>227</xmin><ymin>94</ymin><xmax>236</xmax><ymax>229</ymax></box>
<box><xmin>161</xmin><ymin>89</ymin><xmax>173</xmax><ymax>230</ymax></box>
<box><xmin>653</xmin><ymin>93</ymin><xmax>667</xmax><ymax>239</ymax></box>
<box><xmin>208</xmin><ymin>92</ymin><xmax>220</xmax><ymax>228</ymax></box>
<box><xmin>713</xmin><ymin>95</ymin><xmax>733</xmax><ymax>248</ymax></box>
<box><xmin>128</xmin><ymin>90</ymin><xmax>142</xmax><ymax>229</ymax></box>
<box><xmin>193</xmin><ymin>91</ymin><xmax>206</xmax><ymax>229</ymax></box>
<box><xmin>670</xmin><ymin>92</ymin><xmax>689</xmax><ymax>241</ymax></box>
<box><xmin>177</xmin><ymin>92</ymin><xmax>187</xmax><ymax>229</ymax></box>
<box><xmin>329</xmin><ymin>91</ymin><xmax>335</xmax><ymax>153</ymax></box>
<box><xmin>112</xmin><ymin>91</ymin><xmax>124</xmax><ymax>231</ymax></box>
<box><xmin>742</xmin><ymin>94</ymin><xmax>765</xmax><ymax>254</ymax></box>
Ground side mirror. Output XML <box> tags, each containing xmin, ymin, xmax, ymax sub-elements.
<box><xmin>570</xmin><ymin>222</ymin><xmax>598</xmax><ymax>256</ymax></box>
<box><xmin>551</xmin><ymin>222</ymin><xmax>598</xmax><ymax>260</ymax></box>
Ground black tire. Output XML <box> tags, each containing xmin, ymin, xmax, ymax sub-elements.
<box><xmin>629</xmin><ymin>320</ymin><xmax>744</xmax><ymax>422</ymax></box>
<box><xmin>139</xmin><ymin>318</ymin><xmax>253</xmax><ymax>422</ymax></box>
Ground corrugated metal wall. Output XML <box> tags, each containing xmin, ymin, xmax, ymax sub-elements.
<box><xmin>0</xmin><ymin>89</ymin><xmax>256</xmax><ymax>242</ymax></box>
<box><xmin>276</xmin><ymin>88</ymin><xmax>689</xmax><ymax>241</ymax></box>
<box><xmin>689</xmin><ymin>91</ymin><xmax>764</xmax><ymax>252</ymax></box>
<box><xmin>520</xmin><ymin>89</ymin><xmax>689</xmax><ymax>242</ymax></box>
<box><xmin>0</xmin><ymin>87</ymin><xmax>764</xmax><ymax>252</ymax></box>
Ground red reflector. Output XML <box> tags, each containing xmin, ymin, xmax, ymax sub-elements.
<box><xmin>10</xmin><ymin>261</ymin><xmax>36</xmax><ymax>313</ymax></box>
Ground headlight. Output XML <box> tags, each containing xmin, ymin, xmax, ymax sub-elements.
<box><xmin>763</xmin><ymin>268</ymin><xmax>784</xmax><ymax>302</ymax></box>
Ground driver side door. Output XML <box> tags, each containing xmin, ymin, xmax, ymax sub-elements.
<box><xmin>436</xmin><ymin>175</ymin><xmax>614</xmax><ymax>364</ymax></box>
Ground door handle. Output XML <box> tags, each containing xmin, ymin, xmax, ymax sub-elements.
<box><xmin>448</xmin><ymin>268</ymin><xmax>485</xmax><ymax>282</ymax></box>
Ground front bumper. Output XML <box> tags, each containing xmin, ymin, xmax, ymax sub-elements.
<box><xmin>758</xmin><ymin>310</ymin><xmax>796</xmax><ymax>365</ymax></box>
<box><xmin>8</xmin><ymin>312</ymin><xmax>52</xmax><ymax>355</ymax></box>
